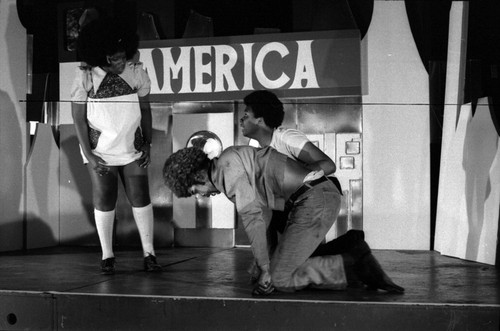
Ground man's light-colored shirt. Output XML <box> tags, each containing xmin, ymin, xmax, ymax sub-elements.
<box><xmin>270</xmin><ymin>127</ymin><xmax>309</xmax><ymax>160</ymax></box>
<box><xmin>250</xmin><ymin>127</ymin><xmax>309</xmax><ymax>161</ymax></box>
<box><xmin>210</xmin><ymin>146</ymin><xmax>287</xmax><ymax>267</ymax></box>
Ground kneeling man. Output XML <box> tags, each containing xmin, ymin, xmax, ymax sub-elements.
<box><xmin>163</xmin><ymin>146</ymin><xmax>404</xmax><ymax>295</ymax></box>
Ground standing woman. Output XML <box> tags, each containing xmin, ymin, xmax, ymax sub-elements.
<box><xmin>71</xmin><ymin>17</ymin><xmax>161</xmax><ymax>274</ymax></box>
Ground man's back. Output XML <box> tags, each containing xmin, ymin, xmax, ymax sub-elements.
<box><xmin>211</xmin><ymin>145</ymin><xmax>311</xmax><ymax>210</ymax></box>
<box><xmin>211</xmin><ymin>146</ymin><xmax>289</xmax><ymax>212</ymax></box>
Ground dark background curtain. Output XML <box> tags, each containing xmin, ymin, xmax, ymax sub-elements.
<box><xmin>404</xmin><ymin>1</ymin><xmax>452</xmax><ymax>250</ymax></box>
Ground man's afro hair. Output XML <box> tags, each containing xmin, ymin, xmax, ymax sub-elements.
<box><xmin>163</xmin><ymin>147</ymin><xmax>210</xmax><ymax>198</ymax></box>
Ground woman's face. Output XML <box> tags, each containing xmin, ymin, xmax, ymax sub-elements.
<box><xmin>105</xmin><ymin>51</ymin><xmax>127</xmax><ymax>74</ymax></box>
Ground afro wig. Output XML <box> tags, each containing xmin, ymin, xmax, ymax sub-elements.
<box><xmin>76</xmin><ymin>17</ymin><xmax>139</xmax><ymax>67</ymax></box>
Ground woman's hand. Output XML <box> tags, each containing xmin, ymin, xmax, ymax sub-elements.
<box><xmin>137</xmin><ymin>144</ymin><xmax>151</xmax><ymax>168</ymax></box>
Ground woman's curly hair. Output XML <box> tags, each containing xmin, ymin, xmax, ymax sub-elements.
<box><xmin>163</xmin><ymin>147</ymin><xmax>210</xmax><ymax>198</ymax></box>
<box><xmin>243</xmin><ymin>90</ymin><xmax>284</xmax><ymax>129</ymax></box>
<box><xmin>76</xmin><ymin>17</ymin><xmax>139</xmax><ymax>67</ymax></box>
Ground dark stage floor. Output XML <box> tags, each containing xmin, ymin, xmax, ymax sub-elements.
<box><xmin>0</xmin><ymin>246</ymin><xmax>499</xmax><ymax>330</ymax></box>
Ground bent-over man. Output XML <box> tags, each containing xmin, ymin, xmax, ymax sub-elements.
<box><xmin>163</xmin><ymin>145</ymin><xmax>404</xmax><ymax>295</ymax></box>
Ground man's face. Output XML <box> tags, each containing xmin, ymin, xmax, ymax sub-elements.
<box><xmin>188</xmin><ymin>183</ymin><xmax>220</xmax><ymax>198</ymax></box>
<box><xmin>240</xmin><ymin>106</ymin><xmax>260</xmax><ymax>138</ymax></box>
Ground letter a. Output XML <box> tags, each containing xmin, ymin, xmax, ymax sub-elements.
<box><xmin>290</xmin><ymin>40</ymin><xmax>319</xmax><ymax>89</ymax></box>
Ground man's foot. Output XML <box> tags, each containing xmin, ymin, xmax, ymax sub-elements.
<box><xmin>354</xmin><ymin>252</ymin><xmax>405</xmax><ymax>293</ymax></box>
<box><xmin>144</xmin><ymin>254</ymin><xmax>162</xmax><ymax>272</ymax></box>
<box><xmin>101</xmin><ymin>257</ymin><xmax>115</xmax><ymax>275</ymax></box>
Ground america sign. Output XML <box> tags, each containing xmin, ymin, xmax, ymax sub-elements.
<box><xmin>139</xmin><ymin>30</ymin><xmax>362</xmax><ymax>102</ymax></box>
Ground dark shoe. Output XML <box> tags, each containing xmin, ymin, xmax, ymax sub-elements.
<box><xmin>354</xmin><ymin>253</ymin><xmax>405</xmax><ymax>293</ymax></box>
<box><xmin>144</xmin><ymin>254</ymin><xmax>162</xmax><ymax>272</ymax></box>
<box><xmin>101</xmin><ymin>257</ymin><xmax>115</xmax><ymax>275</ymax></box>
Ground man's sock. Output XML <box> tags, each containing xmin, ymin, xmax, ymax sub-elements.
<box><xmin>341</xmin><ymin>253</ymin><xmax>360</xmax><ymax>286</ymax></box>
<box><xmin>312</xmin><ymin>230</ymin><xmax>365</xmax><ymax>256</ymax></box>
<box><xmin>94</xmin><ymin>209</ymin><xmax>115</xmax><ymax>260</ymax></box>
<box><xmin>132</xmin><ymin>203</ymin><xmax>155</xmax><ymax>257</ymax></box>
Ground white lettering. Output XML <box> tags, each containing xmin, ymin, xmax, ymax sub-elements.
<box><xmin>214</xmin><ymin>45</ymin><xmax>238</xmax><ymax>92</ymax></box>
<box><xmin>241</xmin><ymin>43</ymin><xmax>254</xmax><ymax>91</ymax></box>
<box><xmin>140</xmin><ymin>36</ymin><xmax>326</xmax><ymax>96</ymax></box>
<box><xmin>139</xmin><ymin>48</ymin><xmax>162</xmax><ymax>94</ymax></box>
<box><xmin>193</xmin><ymin>46</ymin><xmax>212</xmax><ymax>93</ymax></box>
<box><xmin>290</xmin><ymin>40</ymin><xmax>319</xmax><ymax>89</ymax></box>
<box><xmin>166</xmin><ymin>47</ymin><xmax>192</xmax><ymax>93</ymax></box>
<box><xmin>255</xmin><ymin>42</ymin><xmax>290</xmax><ymax>89</ymax></box>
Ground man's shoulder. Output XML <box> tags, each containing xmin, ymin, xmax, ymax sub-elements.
<box><xmin>273</xmin><ymin>127</ymin><xmax>308</xmax><ymax>142</ymax></box>
<box><xmin>275</xmin><ymin>127</ymin><xmax>304</xmax><ymax>136</ymax></box>
<box><xmin>219</xmin><ymin>145</ymin><xmax>278</xmax><ymax>164</ymax></box>
<box><xmin>220</xmin><ymin>145</ymin><xmax>255</xmax><ymax>158</ymax></box>
<box><xmin>215</xmin><ymin>146</ymin><xmax>256</xmax><ymax>177</ymax></box>
<box><xmin>272</xmin><ymin>127</ymin><xmax>308</xmax><ymax>153</ymax></box>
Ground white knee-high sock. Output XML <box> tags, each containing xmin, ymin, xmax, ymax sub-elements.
<box><xmin>132</xmin><ymin>203</ymin><xmax>155</xmax><ymax>257</ymax></box>
<box><xmin>94</xmin><ymin>209</ymin><xmax>115</xmax><ymax>260</ymax></box>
